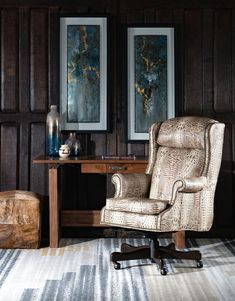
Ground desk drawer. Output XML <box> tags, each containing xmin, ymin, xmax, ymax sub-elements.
<box><xmin>81</xmin><ymin>163</ymin><xmax>147</xmax><ymax>174</ymax></box>
<box><xmin>81</xmin><ymin>163</ymin><xmax>106</xmax><ymax>173</ymax></box>
<box><xmin>106</xmin><ymin>163</ymin><xmax>146</xmax><ymax>173</ymax></box>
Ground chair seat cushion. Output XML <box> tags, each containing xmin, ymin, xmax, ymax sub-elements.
<box><xmin>106</xmin><ymin>197</ymin><xmax>168</xmax><ymax>215</ymax></box>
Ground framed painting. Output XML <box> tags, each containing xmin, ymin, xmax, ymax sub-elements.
<box><xmin>127</xmin><ymin>26</ymin><xmax>175</xmax><ymax>141</ymax></box>
<box><xmin>60</xmin><ymin>17</ymin><xmax>108</xmax><ymax>131</ymax></box>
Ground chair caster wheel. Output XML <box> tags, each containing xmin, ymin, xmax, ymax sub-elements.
<box><xmin>196</xmin><ymin>260</ymin><xmax>203</xmax><ymax>268</ymax></box>
<box><xmin>113</xmin><ymin>262</ymin><xmax>121</xmax><ymax>270</ymax></box>
<box><xmin>160</xmin><ymin>267</ymin><xmax>167</xmax><ymax>276</ymax></box>
<box><xmin>160</xmin><ymin>259</ymin><xmax>167</xmax><ymax>275</ymax></box>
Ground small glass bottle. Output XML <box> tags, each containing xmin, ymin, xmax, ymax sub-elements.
<box><xmin>46</xmin><ymin>105</ymin><xmax>61</xmax><ymax>156</ymax></box>
<box><xmin>65</xmin><ymin>132</ymin><xmax>81</xmax><ymax>156</ymax></box>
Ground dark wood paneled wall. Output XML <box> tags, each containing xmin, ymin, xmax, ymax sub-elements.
<box><xmin>0</xmin><ymin>0</ymin><xmax>235</xmax><ymax>237</ymax></box>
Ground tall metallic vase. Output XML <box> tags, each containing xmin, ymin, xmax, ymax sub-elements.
<box><xmin>46</xmin><ymin>105</ymin><xmax>61</xmax><ymax>156</ymax></box>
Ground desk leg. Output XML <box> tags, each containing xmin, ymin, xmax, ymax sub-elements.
<box><xmin>172</xmin><ymin>231</ymin><xmax>185</xmax><ymax>249</ymax></box>
<box><xmin>49</xmin><ymin>166</ymin><xmax>60</xmax><ymax>248</ymax></box>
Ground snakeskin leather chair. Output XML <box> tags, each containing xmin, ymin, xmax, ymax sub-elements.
<box><xmin>100</xmin><ymin>116</ymin><xmax>225</xmax><ymax>275</ymax></box>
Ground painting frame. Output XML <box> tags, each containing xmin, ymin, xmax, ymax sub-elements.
<box><xmin>127</xmin><ymin>26</ymin><xmax>175</xmax><ymax>141</ymax></box>
<box><xmin>60</xmin><ymin>16</ymin><xmax>108</xmax><ymax>132</ymax></box>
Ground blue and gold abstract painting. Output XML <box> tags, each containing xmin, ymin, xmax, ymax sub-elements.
<box><xmin>135</xmin><ymin>35</ymin><xmax>167</xmax><ymax>133</ymax></box>
<box><xmin>67</xmin><ymin>25</ymin><xmax>100</xmax><ymax>123</ymax></box>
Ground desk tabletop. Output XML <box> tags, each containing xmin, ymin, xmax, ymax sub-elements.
<box><xmin>33</xmin><ymin>155</ymin><xmax>148</xmax><ymax>164</ymax></box>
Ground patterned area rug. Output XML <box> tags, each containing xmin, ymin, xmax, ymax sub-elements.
<box><xmin>0</xmin><ymin>238</ymin><xmax>235</xmax><ymax>301</ymax></box>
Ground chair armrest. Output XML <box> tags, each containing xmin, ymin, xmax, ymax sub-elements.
<box><xmin>178</xmin><ymin>176</ymin><xmax>207</xmax><ymax>192</ymax></box>
<box><xmin>170</xmin><ymin>176</ymin><xmax>207</xmax><ymax>205</ymax></box>
<box><xmin>112</xmin><ymin>173</ymin><xmax>151</xmax><ymax>198</ymax></box>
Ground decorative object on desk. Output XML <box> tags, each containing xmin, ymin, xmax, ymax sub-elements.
<box><xmin>59</xmin><ymin>144</ymin><xmax>71</xmax><ymax>158</ymax></box>
<box><xmin>65</xmin><ymin>132</ymin><xmax>81</xmax><ymax>156</ymax></box>
<box><xmin>46</xmin><ymin>105</ymin><xmax>61</xmax><ymax>156</ymax></box>
<box><xmin>60</xmin><ymin>16</ymin><xmax>109</xmax><ymax>132</ymax></box>
<box><xmin>127</xmin><ymin>26</ymin><xmax>175</xmax><ymax>141</ymax></box>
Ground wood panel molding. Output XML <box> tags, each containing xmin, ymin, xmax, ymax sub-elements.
<box><xmin>214</xmin><ymin>9</ymin><xmax>233</xmax><ymax>112</ymax></box>
<box><xmin>30</xmin><ymin>8</ymin><xmax>48</xmax><ymax>112</ymax></box>
<box><xmin>1</xmin><ymin>9</ymin><xmax>19</xmax><ymax>112</ymax></box>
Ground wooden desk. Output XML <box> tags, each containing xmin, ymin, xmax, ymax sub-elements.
<box><xmin>33</xmin><ymin>156</ymin><xmax>185</xmax><ymax>249</ymax></box>
<box><xmin>33</xmin><ymin>156</ymin><xmax>147</xmax><ymax>248</ymax></box>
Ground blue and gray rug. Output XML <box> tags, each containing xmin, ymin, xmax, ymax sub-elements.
<box><xmin>0</xmin><ymin>238</ymin><xmax>235</xmax><ymax>301</ymax></box>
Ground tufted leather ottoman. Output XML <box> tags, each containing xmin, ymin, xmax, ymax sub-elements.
<box><xmin>0</xmin><ymin>190</ymin><xmax>41</xmax><ymax>248</ymax></box>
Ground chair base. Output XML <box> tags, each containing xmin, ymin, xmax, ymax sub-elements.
<box><xmin>111</xmin><ymin>240</ymin><xmax>203</xmax><ymax>275</ymax></box>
